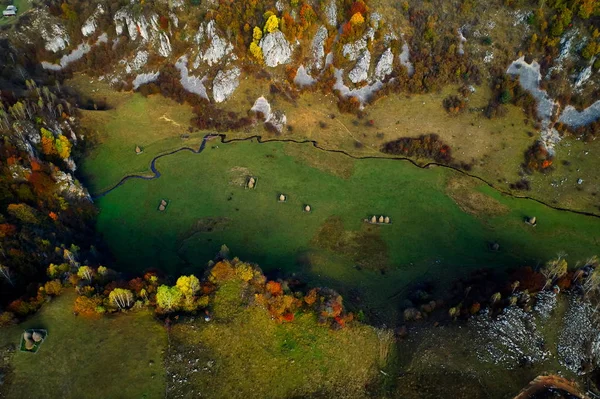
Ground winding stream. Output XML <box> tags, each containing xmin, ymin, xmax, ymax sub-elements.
<box><xmin>93</xmin><ymin>133</ymin><xmax>600</xmax><ymax>220</ymax></box>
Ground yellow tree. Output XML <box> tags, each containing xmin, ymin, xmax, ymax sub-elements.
<box><xmin>109</xmin><ymin>288</ymin><xmax>134</xmax><ymax>310</ymax></box>
<box><xmin>264</xmin><ymin>15</ymin><xmax>280</xmax><ymax>33</ymax></box>
<box><xmin>176</xmin><ymin>275</ymin><xmax>201</xmax><ymax>297</ymax></box>
<box><xmin>156</xmin><ymin>285</ymin><xmax>183</xmax><ymax>312</ymax></box>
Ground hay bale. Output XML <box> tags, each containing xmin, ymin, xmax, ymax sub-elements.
<box><xmin>32</xmin><ymin>331</ymin><xmax>43</xmax><ymax>342</ymax></box>
<box><xmin>379</xmin><ymin>216</ymin><xmax>384</xmax><ymax>223</ymax></box>
<box><xmin>24</xmin><ymin>338</ymin><xmax>35</xmax><ymax>350</ymax></box>
<box><xmin>279</xmin><ymin>194</ymin><xmax>286</xmax><ymax>202</ymax></box>
<box><xmin>371</xmin><ymin>216</ymin><xmax>377</xmax><ymax>223</ymax></box>
<box><xmin>159</xmin><ymin>204</ymin><xmax>166</xmax><ymax>211</ymax></box>
<box><xmin>304</xmin><ymin>205</ymin><xmax>311</xmax><ymax>212</ymax></box>
<box><xmin>384</xmin><ymin>216</ymin><xmax>390</xmax><ymax>224</ymax></box>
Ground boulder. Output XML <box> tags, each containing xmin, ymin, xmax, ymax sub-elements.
<box><xmin>260</xmin><ymin>31</ymin><xmax>292</xmax><ymax>67</ymax></box>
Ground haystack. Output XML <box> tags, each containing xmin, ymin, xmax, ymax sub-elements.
<box><xmin>279</xmin><ymin>194</ymin><xmax>286</xmax><ymax>202</ymax></box>
<box><xmin>161</xmin><ymin>199</ymin><xmax>167</xmax><ymax>206</ymax></box>
<box><xmin>384</xmin><ymin>216</ymin><xmax>390</xmax><ymax>224</ymax></box>
<box><xmin>304</xmin><ymin>205</ymin><xmax>311</xmax><ymax>212</ymax></box>
<box><xmin>379</xmin><ymin>216</ymin><xmax>384</xmax><ymax>223</ymax></box>
<box><xmin>159</xmin><ymin>204</ymin><xmax>166</xmax><ymax>211</ymax></box>
<box><xmin>135</xmin><ymin>145</ymin><xmax>142</xmax><ymax>154</ymax></box>
<box><xmin>23</xmin><ymin>331</ymin><xmax>32</xmax><ymax>341</ymax></box>
<box><xmin>32</xmin><ymin>331</ymin><xmax>43</xmax><ymax>342</ymax></box>
<box><xmin>371</xmin><ymin>215</ymin><xmax>377</xmax><ymax>224</ymax></box>
<box><xmin>526</xmin><ymin>216</ymin><xmax>537</xmax><ymax>226</ymax></box>
<box><xmin>248</xmin><ymin>181</ymin><xmax>255</xmax><ymax>188</ymax></box>
<box><xmin>25</xmin><ymin>338</ymin><xmax>35</xmax><ymax>350</ymax></box>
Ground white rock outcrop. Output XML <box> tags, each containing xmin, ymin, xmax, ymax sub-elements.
<box><xmin>44</xmin><ymin>24</ymin><xmax>70</xmax><ymax>53</ymax></box>
<box><xmin>374</xmin><ymin>48</ymin><xmax>393</xmax><ymax>81</ymax></box>
<box><xmin>349</xmin><ymin>51</ymin><xmax>370</xmax><ymax>83</ymax></box>
<box><xmin>310</xmin><ymin>25</ymin><xmax>328</xmax><ymax>71</ymax></box>
<box><xmin>250</xmin><ymin>96</ymin><xmax>287</xmax><ymax>132</ymax></box>
<box><xmin>200</xmin><ymin>20</ymin><xmax>234</xmax><ymax>66</ymax></box>
<box><xmin>133</xmin><ymin>72</ymin><xmax>160</xmax><ymax>90</ymax></box>
<box><xmin>325</xmin><ymin>0</ymin><xmax>337</xmax><ymax>27</ymax></box>
<box><xmin>81</xmin><ymin>4</ymin><xmax>105</xmax><ymax>37</ymax></box>
<box><xmin>175</xmin><ymin>55</ymin><xmax>209</xmax><ymax>100</ymax></box>
<box><xmin>114</xmin><ymin>8</ymin><xmax>171</xmax><ymax>57</ymax></box>
<box><xmin>260</xmin><ymin>30</ymin><xmax>292</xmax><ymax>67</ymax></box>
<box><xmin>343</xmin><ymin>39</ymin><xmax>367</xmax><ymax>61</ymax></box>
<box><xmin>212</xmin><ymin>67</ymin><xmax>241</xmax><ymax>103</ymax></box>
<box><xmin>294</xmin><ymin>65</ymin><xmax>316</xmax><ymax>87</ymax></box>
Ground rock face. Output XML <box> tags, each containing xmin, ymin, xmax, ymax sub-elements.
<box><xmin>325</xmin><ymin>0</ymin><xmax>337</xmax><ymax>27</ymax></box>
<box><xmin>374</xmin><ymin>48</ymin><xmax>393</xmax><ymax>81</ymax></box>
<box><xmin>199</xmin><ymin>20</ymin><xmax>234</xmax><ymax>67</ymax></box>
<box><xmin>123</xmin><ymin>50</ymin><xmax>149</xmax><ymax>74</ymax></box>
<box><xmin>114</xmin><ymin>7</ymin><xmax>172</xmax><ymax>57</ymax></box>
<box><xmin>44</xmin><ymin>24</ymin><xmax>70</xmax><ymax>53</ymax></box>
<box><xmin>260</xmin><ymin>31</ymin><xmax>292</xmax><ymax>67</ymax></box>
<box><xmin>251</xmin><ymin>96</ymin><xmax>287</xmax><ymax>133</ymax></box>
<box><xmin>175</xmin><ymin>55</ymin><xmax>208</xmax><ymax>100</ymax></box>
<box><xmin>310</xmin><ymin>26</ymin><xmax>328</xmax><ymax>71</ymax></box>
<box><xmin>349</xmin><ymin>51</ymin><xmax>370</xmax><ymax>83</ymax></box>
<box><xmin>53</xmin><ymin>171</ymin><xmax>90</xmax><ymax>200</ymax></box>
<box><xmin>212</xmin><ymin>67</ymin><xmax>241</xmax><ymax>103</ymax></box>
<box><xmin>343</xmin><ymin>39</ymin><xmax>367</xmax><ymax>61</ymax></box>
<box><xmin>133</xmin><ymin>72</ymin><xmax>160</xmax><ymax>90</ymax></box>
<box><xmin>558</xmin><ymin>297</ymin><xmax>600</xmax><ymax>374</ymax></box>
<box><xmin>81</xmin><ymin>4</ymin><xmax>104</xmax><ymax>37</ymax></box>
<box><xmin>294</xmin><ymin>65</ymin><xmax>316</xmax><ymax>87</ymax></box>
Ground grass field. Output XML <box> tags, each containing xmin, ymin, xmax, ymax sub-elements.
<box><xmin>167</xmin><ymin>278</ymin><xmax>382</xmax><ymax>399</ymax></box>
<box><xmin>0</xmin><ymin>291</ymin><xmax>167</xmax><ymax>399</ymax></box>
<box><xmin>74</xmin><ymin>73</ymin><xmax>600</xmax><ymax>215</ymax></box>
<box><xmin>93</xmin><ymin>139</ymin><xmax>600</xmax><ymax>321</ymax></box>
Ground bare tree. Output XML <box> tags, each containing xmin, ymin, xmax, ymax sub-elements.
<box><xmin>0</xmin><ymin>265</ymin><xmax>15</xmax><ymax>286</ymax></box>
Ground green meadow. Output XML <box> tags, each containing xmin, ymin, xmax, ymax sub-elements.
<box><xmin>92</xmin><ymin>139</ymin><xmax>600</xmax><ymax>317</ymax></box>
<box><xmin>0</xmin><ymin>291</ymin><xmax>166</xmax><ymax>399</ymax></box>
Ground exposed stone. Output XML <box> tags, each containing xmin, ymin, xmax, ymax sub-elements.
<box><xmin>349</xmin><ymin>51</ymin><xmax>370</xmax><ymax>84</ymax></box>
<box><xmin>374</xmin><ymin>48</ymin><xmax>393</xmax><ymax>81</ymax></box>
<box><xmin>81</xmin><ymin>4</ymin><xmax>104</xmax><ymax>37</ymax></box>
<box><xmin>325</xmin><ymin>0</ymin><xmax>337</xmax><ymax>26</ymax></box>
<box><xmin>260</xmin><ymin>30</ymin><xmax>292</xmax><ymax>67</ymax></box>
<box><xmin>133</xmin><ymin>72</ymin><xmax>160</xmax><ymax>90</ymax></box>
<box><xmin>175</xmin><ymin>55</ymin><xmax>208</xmax><ymax>100</ymax></box>
<box><xmin>310</xmin><ymin>25</ymin><xmax>328</xmax><ymax>71</ymax></box>
<box><xmin>294</xmin><ymin>65</ymin><xmax>316</xmax><ymax>87</ymax></box>
<box><xmin>200</xmin><ymin>20</ymin><xmax>234</xmax><ymax>66</ymax></box>
<box><xmin>343</xmin><ymin>39</ymin><xmax>367</xmax><ymax>61</ymax></box>
<box><xmin>212</xmin><ymin>67</ymin><xmax>241</xmax><ymax>103</ymax></box>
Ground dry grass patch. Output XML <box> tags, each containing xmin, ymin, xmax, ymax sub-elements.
<box><xmin>446</xmin><ymin>176</ymin><xmax>510</xmax><ymax>217</ymax></box>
